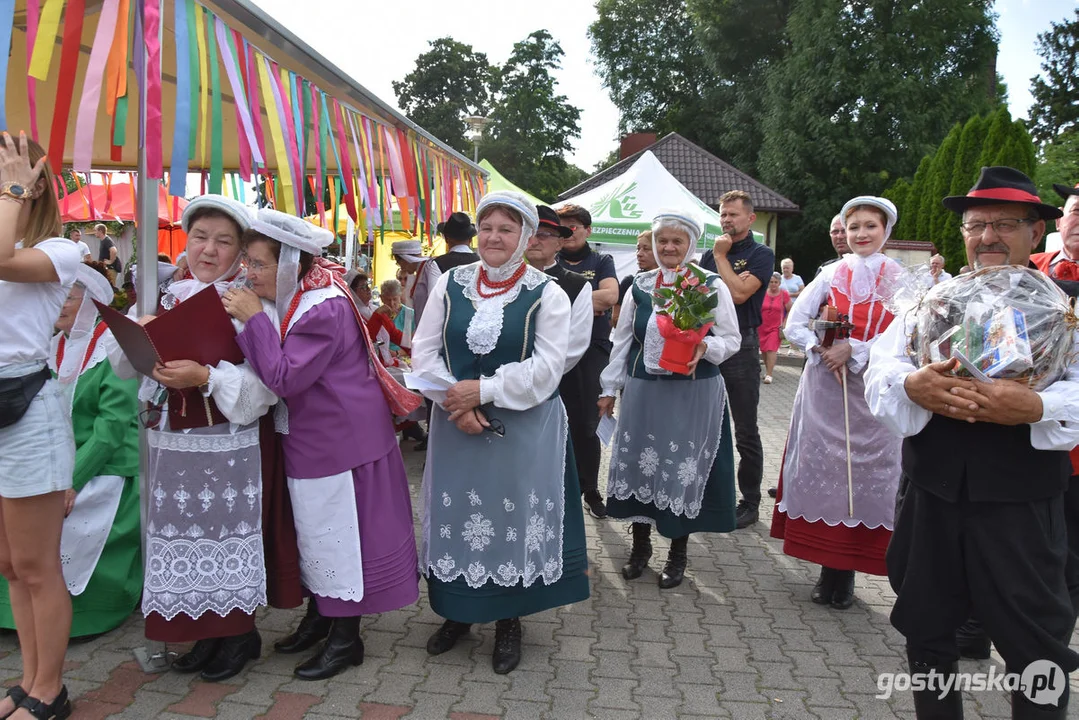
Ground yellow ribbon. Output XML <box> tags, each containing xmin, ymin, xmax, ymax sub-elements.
<box><xmin>28</xmin><ymin>0</ymin><xmax>64</xmax><ymax>80</ymax></box>
<box><xmin>255</xmin><ymin>52</ymin><xmax>295</xmax><ymax>215</ymax></box>
<box><xmin>194</xmin><ymin>4</ymin><xmax>209</xmax><ymax>168</ymax></box>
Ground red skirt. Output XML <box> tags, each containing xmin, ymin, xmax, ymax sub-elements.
<box><xmin>145</xmin><ymin>416</ymin><xmax>302</xmax><ymax>643</ymax></box>
<box><xmin>769</xmin><ymin>444</ymin><xmax>891</xmax><ymax>576</ymax></box>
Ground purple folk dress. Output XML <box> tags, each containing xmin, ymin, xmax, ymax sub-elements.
<box><xmin>236</xmin><ymin>287</ymin><xmax>419</xmax><ymax>617</ymax></box>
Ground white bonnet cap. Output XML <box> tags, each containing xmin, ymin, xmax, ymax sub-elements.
<box><xmin>181</xmin><ymin>194</ymin><xmax>253</xmax><ymax>234</ymax></box>
<box><xmin>249</xmin><ymin>208</ymin><xmax>334</xmax><ymax>255</ymax></box>
<box><xmin>651</xmin><ymin>208</ymin><xmax>704</xmax><ymax>244</ymax></box>
<box><xmin>840</xmin><ymin>196</ymin><xmax>898</xmax><ymax>239</ymax></box>
<box><xmin>76</xmin><ymin>263</ymin><xmax>115</xmax><ymax>306</ymax></box>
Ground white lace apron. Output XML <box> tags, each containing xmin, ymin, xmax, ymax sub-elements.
<box><xmin>142</xmin><ymin>423</ymin><xmax>266</xmax><ymax>620</ymax></box>
<box><xmin>607</xmin><ymin>374</ymin><xmax>726</xmax><ymax>518</ymax></box>
<box><xmin>421</xmin><ymin>397</ymin><xmax>568</xmax><ymax>588</ymax></box>
<box><xmin>60</xmin><ymin>474</ymin><xmax>125</xmax><ymax>595</ymax></box>
<box><xmin>288</xmin><ymin>472</ymin><xmax>365</xmax><ymax>602</ymax></box>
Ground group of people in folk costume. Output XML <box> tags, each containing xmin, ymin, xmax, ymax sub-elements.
<box><xmin>0</xmin><ymin>115</ymin><xmax>1077</xmax><ymax>720</ymax></box>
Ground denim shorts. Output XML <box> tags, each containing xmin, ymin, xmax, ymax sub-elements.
<box><xmin>0</xmin><ymin>377</ymin><xmax>75</xmax><ymax>498</ymax></box>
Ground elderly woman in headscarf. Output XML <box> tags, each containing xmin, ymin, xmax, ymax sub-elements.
<box><xmin>410</xmin><ymin>191</ymin><xmax>589</xmax><ymax>676</ymax></box>
<box><xmin>771</xmin><ymin>196</ymin><xmax>903</xmax><ymax>611</ymax></box>
<box><xmin>367</xmin><ymin>278</ymin><xmax>413</xmax><ymax>367</ymax></box>
<box><xmin>222</xmin><ymin>209</ymin><xmax>419</xmax><ymax>681</ymax></box>
<box><xmin>598</xmin><ymin>210</ymin><xmax>741</xmax><ymax>590</ymax></box>
<box><xmin>391</xmin><ymin>239</ymin><xmax>426</xmax><ymax>310</ymax></box>
<box><xmin>104</xmin><ymin>195</ymin><xmax>292</xmax><ymax>683</ymax></box>
<box><xmin>0</xmin><ymin>262</ymin><xmax>141</xmax><ymax>641</ymax></box>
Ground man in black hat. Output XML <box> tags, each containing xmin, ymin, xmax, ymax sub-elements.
<box><xmin>526</xmin><ymin>206</ymin><xmax>594</xmax><ymax>375</ymax></box>
<box><xmin>865</xmin><ymin>167</ymin><xmax>1079</xmax><ymax>719</ymax></box>
<box><xmin>412</xmin><ymin>212</ymin><xmax>478</xmax><ymax>326</ymax></box>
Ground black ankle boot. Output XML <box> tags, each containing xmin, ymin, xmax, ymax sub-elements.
<box><xmin>659</xmin><ymin>535</ymin><xmax>689</xmax><ymax>589</ymax></box>
<box><xmin>955</xmin><ymin>617</ymin><xmax>991</xmax><ymax>660</ymax></box>
<box><xmin>492</xmin><ymin>617</ymin><xmax>522</xmax><ymax>675</ymax></box>
<box><xmin>908</xmin><ymin>652</ymin><xmax>963</xmax><ymax>720</ymax></box>
<box><xmin>1012</xmin><ymin>687</ymin><xmax>1068</xmax><ymax>719</ymax></box>
<box><xmin>426</xmin><ymin>620</ymin><xmax>472</xmax><ymax>655</ymax></box>
<box><xmin>200</xmin><ymin>629</ymin><xmax>261</xmax><ymax>682</ymax></box>
<box><xmin>172</xmin><ymin>637</ymin><xmax>221</xmax><ymax>673</ymax></box>
<box><xmin>621</xmin><ymin>522</ymin><xmax>652</xmax><ymax>580</ymax></box>
<box><xmin>294</xmin><ymin>616</ymin><xmax>364</xmax><ymax>680</ymax></box>
<box><xmin>830</xmin><ymin>570</ymin><xmax>855</xmax><ymax>610</ymax></box>
<box><xmin>275</xmin><ymin>599</ymin><xmax>332</xmax><ymax>654</ymax></box>
<box><xmin>811</xmin><ymin>566</ymin><xmax>837</xmax><ymax>604</ymax></box>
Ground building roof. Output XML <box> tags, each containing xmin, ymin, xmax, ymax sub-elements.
<box><xmin>559</xmin><ymin>132</ymin><xmax>799</xmax><ymax>214</ymax></box>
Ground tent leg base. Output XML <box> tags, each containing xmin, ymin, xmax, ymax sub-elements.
<box><xmin>133</xmin><ymin>644</ymin><xmax>176</xmax><ymax>673</ymax></box>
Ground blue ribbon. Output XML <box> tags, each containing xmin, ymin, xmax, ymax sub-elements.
<box><xmin>168</xmin><ymin>0</ymin><xmax>190</xmax><ymax>196</ymax></box>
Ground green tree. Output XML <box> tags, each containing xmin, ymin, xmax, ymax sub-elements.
<box><xmin>976</xmin><ymin>107</ymin><xmax>1013</xmax><ymax>170</ymax></box>
<box><xmin>928</xmin><ymin>124</ymin><xmax>962</xmax><ymax>245</ymax></box>
<box><xmin>482</xmin><ymin>30</ymin><xmax>584</xmax><ymax>201</ymax></box>
<box><xmin>938</xmin><ymin>114</ymin><xmax>988</xmax><ymax>267</ymax></box>
<box><xmin>881</xmin><ymin>177</ymin><xmax>911</xmax><ymax>235</ymax></box>
<box><xmin>392</xmin><ymin>38</ymin><xmax>499</xmax><ymax>156</ymax></box>
<box><xmin>898</xmin><ymin>156</ymin><xmax>932</xmax><ymax>241</ymax></box>
<box><xmin>758</xmin><ymin>0</ymin><xmax>999</xmax><ymax>272</ymax></box>
<box><xmin>1028</xmin><ymin>9</ymin><xmax>1079</xmax><ymax>146</ymax></box>
<box><xmin>1035</xmin><ymin>130</ymin><xmax>1079</xmax><ymax>202</ymax></box>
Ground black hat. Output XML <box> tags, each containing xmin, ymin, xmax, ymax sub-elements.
<box><xmin>537</xmin><ymin>205</ymin><xmax>573</xmax><ymax>238</ymax></box>
<box><xmin>437</xmin><ymin>212</ymin><xmax>476</xmax><ymax>242</ymax></box>
<box><xmin>1054</xmin><ymin>182</ymin><xmax>1079</xmax><ymax>201</ymax></box>
<box><xmin>942</xmin><ymin>166</ymin><xmax>1062</xmax><ymax>220</ymax></box>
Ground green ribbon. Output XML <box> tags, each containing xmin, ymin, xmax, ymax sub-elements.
<box><xmin>206</xmin><ymin>10</ymin><xmax>223</xmax><ymax>194</ymax></box>
<box><xmin>185</xmin><ymin>0</ymin><xmax>198</xmax><ymax>157</ymax></box>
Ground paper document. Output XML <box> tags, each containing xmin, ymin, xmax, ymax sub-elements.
<box><xmin>597</xmin><ymin>414</ymin><xmax>617</xmax><ymax>446</ymax></box>
<box><xmin>404</xmin><ymin>373</ymin><xmax>455</xmax><ymax>392</ymax></box>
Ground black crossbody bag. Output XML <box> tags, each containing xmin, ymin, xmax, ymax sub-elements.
<box><xmin>0</xmin><ymin>366</ymin><xmax>52</xmax><ymax>429</ymax></box>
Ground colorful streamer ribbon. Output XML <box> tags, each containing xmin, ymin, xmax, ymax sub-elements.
<box><xmin>46</xmin><ymin>0</ymin><xmax>86</xmax><ymax>171</ymax></box>
<box><xmin>168</xmin><ymin>0</ymin><xmax>191</xmax><ymax>196</ymax></box>
<box><xmin>72</xmin><ymin>0</ymin><xmax>121</xmax><ymax>172</ymax></box>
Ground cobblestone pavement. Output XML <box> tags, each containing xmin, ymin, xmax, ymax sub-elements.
<box><xmin>5</xmin><ymin>363</ymin><xmax>1077</xmax><ymax>718</ymax></box>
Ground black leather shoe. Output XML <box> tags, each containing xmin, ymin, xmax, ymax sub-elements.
<box><xmin>294</xmin><ymin>617</ymin><xmax>364</xmax><ymax>681</ymax></box>
<box><xmin>275</xmin><ymin>599</ymin><xmax>331</xmax><ymax>655</ymax></box>
<box><xmin>583</xmin><ymin>491</ymin><xmax>607</xmax><ymax>519</ymax></box>
<box><xmin>492</xmin><ymin>618</ymin><xmax>522</xmax><ymax>675</ymax></box>
<box><xmin>830</xmin><ymin>570</ymin><xmax>855</xmax><ymax>610</ymax></box>
<box><xmin>621</xmin><ymin>522</ymin><xmax>652</xmax><ymax>580</ymax></box>
<box><xmin>767</xmin><ymin>487</ymin><xmax>777</xmax><ymax>499</ymax></box>
<box><xmin>735</xmin><ymin>501</ymin><xmax>759</xmax><ymax>529</ymax></box>
<box><xmin>200</xmin><ymin>629</ymin><xmax>261</xmax><ymax>682</ymax></box>
<box><xmin>955</xmin><ymin>618</ymin><xmax>991</xmax><ymax>660</ymax></box>
<box><xmin>811</xmin><ymin>566</ymin><xmax>837</xmax><ymax>605</ymax></box>
<box><xmin>658</xmin><ymin>535</ymin><xmax>689</xmax><ymax>589</ymax></box>
<box><xmin>0</xmin><ymin>685</ymin><xmax>27</xmax><ymax>720</ymax></box>
<box><xmin>16</xmin><ymin>685</ymin><xmax>71</xmax><ymax>720</ymax></box>
<box><xmin>172</xmin><ymin>637</ymin><xmax>221</xmax><ymax>673</ymax></box>
<box><xmin>426</xmin><ymin>620</ymin><xmax>471</xmax><ymax>655</ymax></box>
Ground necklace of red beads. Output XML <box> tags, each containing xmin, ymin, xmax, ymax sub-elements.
<box><xmin>476</xmin><ymin>263</ymin><xmax>527</xmax><ymax>299</ymax></box>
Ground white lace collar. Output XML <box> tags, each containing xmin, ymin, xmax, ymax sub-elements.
<box><xmin>453</xmin><ymin>264</ymin><xmax>550</xmax><ymax>356</ymax></box>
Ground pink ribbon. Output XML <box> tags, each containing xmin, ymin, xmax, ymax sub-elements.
<box><xmin>214</xmin><ymin>17</ymin><xmax>261</xmax><ymax>167</ymax></box>
<box><xmin>73</xmin><ymin>0</ymin><xmax>120</xmax><ymax>172</ymax></box>
<box><xmin>143</xmin><ymin>0</ymin><xmax>163</xmax><ymax>178</ymax></box>
<box><xmin>268</xmin><ymin>60</ymin><xmax>303</xmax><ymax>213</ymax></box>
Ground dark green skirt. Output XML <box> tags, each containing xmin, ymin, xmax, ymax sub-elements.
<box><xmin>426</xmin><ymin>441</ymin><xmax>590</xmax><ymax>623</ymax></box>
<box><xmin>607</xmin><ymin>406</ymin><xmax>736</xmax><ymax>538</ymax></box>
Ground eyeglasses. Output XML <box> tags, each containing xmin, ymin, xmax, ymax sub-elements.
<box><xmin>242</xmin><ymin>255</ymin><xmax>277</xmax><ymax>273</ymax></box>
<box><xmin>474</xmin><ymin>407</ymin><xmax>505</xmax><ymax>438</ymax></box>
<box><xmin>959</xmin><ymin>218</ymin><xmax>1035</xmax><ymax>236</ymax></box>
<box><xmin>139</xmin><ymin>406</ymin><xmax>163</xmax><ymax>430</ymax></box>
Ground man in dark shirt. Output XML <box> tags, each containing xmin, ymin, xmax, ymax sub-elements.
<box><xmin>95</xmin><ymin>223</ymin><xmax>121</xmax><ymax>274</ymax></box>
<box><xmin>698</xmin><ymin>190</ymin><xmax>775</xmax><ymax>528</ymax></box>
<box><xmin>557</xmin><ymin>204</ymin><xmax>619</xmax><ymax>519</ymax></box>
<box><xmin>814</xmin><ymin>214</ymin><xmax>850</xmax><ymax>277</ymax></box>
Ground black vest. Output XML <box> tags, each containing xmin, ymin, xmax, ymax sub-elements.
<box><xmin>433</xmin><ymin>247</ymin><xmax>477</xmax><ymax>274</ymax></box>
<box><xmin>902</xmin><ymin>270</ymin><xmax>1078</xmax><ymax>503</ymax></box>
<box><xmin>544</xmin><ymin>264</ymin><xmax>588</xmax><ymax>303</ymax></box>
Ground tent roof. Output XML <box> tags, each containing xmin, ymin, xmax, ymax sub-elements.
<box><xmin>557</xmin><ymin>151</ymin><xmax>759</xmax><ymax>247</ymax></box>
<box><xmin>478</xmin><ymin>159</ymin><xmax>544</xmax><ymax>207</ymax></box>
<box><xmin>7</xmin><ymin>0</ymin><xmax>485</xmax><ymax>178</ymax></box>
<box><xmin>559</xmin><ymin>132</ymin><xmax>799</xmax><ymax>214</ymax></box>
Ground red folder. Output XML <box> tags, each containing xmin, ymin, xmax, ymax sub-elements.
<box><xmin>94</xmin><ymin>285</ymin><xmax>244</xmax><ymax>374</ymax></box>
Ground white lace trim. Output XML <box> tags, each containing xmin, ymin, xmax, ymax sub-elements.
<box><xmin>642</xmin><ymin>311</ymin><xmax>672</xmax><ymax>376</ymax></box>
<box><xmin>453</xmin><ymin>264</ymin><xmax>549</xmax><ymax>357</ymax></box>
<box><xmin>273</xmin><ymin>401</ymin><xmax>290</xmax><ymax>434</ymax></box>
<box><xmin>286</xmin><ymin>286</ymin><xmax>343</xmax><ymax>335</ymax></box>
<box><xmin>147</xmin><ymin>426</ymin><xmax>260</xmax><ymax>453</ymax></box>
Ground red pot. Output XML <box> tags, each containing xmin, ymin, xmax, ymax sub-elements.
<box><xmin>656</xmin><ymin>316</ymin><xmax>713</xmax><ymax>375</ymax></box>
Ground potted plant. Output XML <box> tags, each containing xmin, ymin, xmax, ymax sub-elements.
<box><xmin>653</xmin><ymin>263</ymin><xmax>720</xmax><ymax>374</ymax></box>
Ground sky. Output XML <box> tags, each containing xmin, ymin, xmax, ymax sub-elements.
<box><xmin>247</xmin><ymin>0</ymin><xmax>1075</xmax><ymax>172</ymax></box>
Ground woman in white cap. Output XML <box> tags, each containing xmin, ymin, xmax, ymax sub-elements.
<box><xmin>223</xmin><ymin>208</ymin><xmax>419</xmax><ymax>681</ymax></box>
<box><xmin>104</xmin><ymin>195</ymin><xmax>291</xmax><ymax>683</ymax></box>
<box><xmin>771</xmin><ymin>196</ymin><xmax>903</xmax><ymax>610</ymax></box>
<box><xmin>597</xmin><ymin>209</ymin><xmax>741</xmax><ymax>590</ymax></box>
<box><xmin>391</xmin><ymin>238</ymin><xmax>426</xmax><ymax>310</ymax></box>
<box><xmin>410</xmin><ymin>190</ymin><xmax>589</xmax><ymax>675</ymax></box>
<box><xmin>0</xmin><ymin>262</ymin><xmax>141</xmax><ymax>642</ymax></box>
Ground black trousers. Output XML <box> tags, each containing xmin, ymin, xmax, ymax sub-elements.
<box><xmin>888</xmin><ymin>477</ymin><xmax>1079</xmax><ymax>705</ymax></box>
<box><xmin>718</xmin><ymin>331</ymin><xmax>764</xmax><ymax>508</ymax></box>
<box><xmin>560</xmin><ymin>343</ymin><xmax>610</xmax><ymax>495</ymax></box>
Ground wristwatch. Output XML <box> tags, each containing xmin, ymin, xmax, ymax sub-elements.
<box><xmin>0</xmin><ymin>182</ymin><xmax>33</xmax><ymax>201</ymax></box>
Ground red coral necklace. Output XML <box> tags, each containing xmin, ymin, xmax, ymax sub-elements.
<box><xmin>476</xmin><ymin>263</ymin><xmax>527</xmax><ymax>299</ymax></box>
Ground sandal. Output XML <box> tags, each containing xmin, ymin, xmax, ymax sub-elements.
<box><xmin>0</xmin><ymin>686</ymin><xmax>27</xmax><ymax>720</ymax></box>
<box><xmin>16</xmin><ymin>686</ymin><xmax>70</xmax><ymax>720</ymax></box>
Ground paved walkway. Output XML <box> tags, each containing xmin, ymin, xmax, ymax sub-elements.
<box><xmin>4</xmin><ymin>364</ymin><xmax>1075</xmax><ymax>719</ymax></box>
